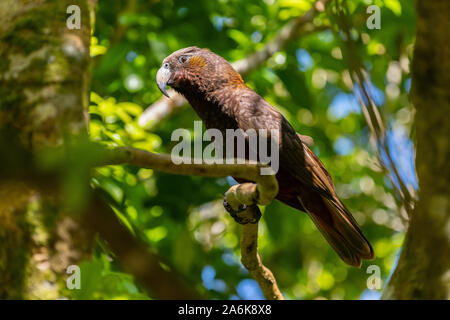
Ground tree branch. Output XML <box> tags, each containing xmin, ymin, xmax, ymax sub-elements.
<box><xmin>138</xmin><ymin>0</ymin><xmax>330</xmax><ymax>129</ymax></box>
<box><xmin>232</xmin><ymin>0</ymin><xmax>329</xmax><ymax>76</ymax></box>
<box><xmin>100</xmin><ymin>146</ymin><xmax>279</xmax><ymax>204</ymax></box>
<box><xmin>98</xmin><ymin>145</ymin><xmax>282</xmax><ymax>299</ymax></box>
<box><xmin>241</xmin><ymin>217</ymin><xmax>284</xmax><ymax>300</ymax></box>
<box><xmin>225</xmin><ymin>201</ymin><xmax>284</xmax><ymax>300</ymax></box>
<box><xmin>222</xmin><ymin>184</ymin><xmax>283</xmax><ymax>299</ymax></box>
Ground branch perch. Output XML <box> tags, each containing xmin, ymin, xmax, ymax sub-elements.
<box><xmin>98</xmin><ymin>145</ymin><xmax>283</xmax><ymax>299</ymax></box>
<box><xmin>100</xmin><ymin>146</ymin><xmax>278</xmax><ymax>201</ymax></box>
<box><xmin>241</xmin><ymin>213</ymin><xmax>284</xmax><ymax>300</ymax></box>
<box><xmin>223</xmin><ymin>188</ymin><xmax>285</xmax><ymax>300</ymax></box>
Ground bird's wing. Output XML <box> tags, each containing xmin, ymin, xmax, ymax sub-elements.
<box><xmin>234</xmin><ymin>90</ymin><xmax>336</xmax><ymax>200</ymax></box>
<box><xmin>234</xmin><ymin>90</ymin><xmax>374</xmax><ymax>266</ymax></box>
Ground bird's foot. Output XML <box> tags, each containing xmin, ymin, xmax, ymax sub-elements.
<box><xmin>223</xmin><ymin>197</ymin><xmax>261</xmax><ymax>224</ymax></box>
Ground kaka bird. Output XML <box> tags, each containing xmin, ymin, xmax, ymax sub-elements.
<box><xmin>156</xmin><ymin>46</ymin><xmax>374</xmax><ymax>267</ymax></box>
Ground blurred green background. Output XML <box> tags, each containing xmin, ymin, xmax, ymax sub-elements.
<box><xmin>81</xmin><ymin>0</ymin><xmax>416</xmax><ymax>299</ymax></box>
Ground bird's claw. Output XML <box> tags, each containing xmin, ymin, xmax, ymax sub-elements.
<box><xmin>223</xmin><ymin>198</ymin><xmax>261</xmax><ymax>224</ymax></box>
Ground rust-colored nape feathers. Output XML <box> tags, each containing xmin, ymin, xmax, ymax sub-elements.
<box><xmin>226</xmin><ymin>68</ymin><xmax>245</xmax><ymax>87</ymax></box>
<box><xmin>188</xmin><ymin>56</ymin><xmax>207</xmax><ymax>68</ymax></box>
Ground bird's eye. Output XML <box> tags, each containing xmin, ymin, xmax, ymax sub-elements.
<box><xmin>179</xmin><ymin>56</ymin><xmax>188</xmax><ymax>64</ymax></box>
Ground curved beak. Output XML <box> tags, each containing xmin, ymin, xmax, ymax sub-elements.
<box><xmin>156</xmin><ymin>65</ymin><xmax>172</xmax><ymax>98</ymax></box>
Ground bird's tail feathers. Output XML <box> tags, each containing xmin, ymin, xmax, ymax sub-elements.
<box><xmin>298</xmin><ymin>195</ymin><xmax>374</xmax><ymax>267</ymax></box>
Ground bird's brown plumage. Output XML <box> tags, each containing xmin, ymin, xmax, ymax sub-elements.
<box><xmin>156</xmin><ymin>46</ymin><xmax>374</xmax><ymax>267</ymax></box>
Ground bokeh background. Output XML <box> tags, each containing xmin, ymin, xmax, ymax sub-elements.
<box><xmin>81</xmin><ymin>0</ymin><xmax>416</xmax><ymax>299</ymax></box>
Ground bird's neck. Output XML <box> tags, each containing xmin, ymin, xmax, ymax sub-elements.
<box><xmin>176</xmin><ymin>84</ymin><xmax>247</xmax><ymax>130</ymax></box>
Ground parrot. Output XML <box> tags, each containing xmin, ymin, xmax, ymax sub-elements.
<box><xmin>156</xmin><ymin>46</ymin><xmax>374</xmax><ymax>267</ymax></box>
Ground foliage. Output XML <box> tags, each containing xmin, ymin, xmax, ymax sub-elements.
<box><xmin>79</xmin><ymin>0</ymin><xmax>416</xmax><ymax>300</ymax></box>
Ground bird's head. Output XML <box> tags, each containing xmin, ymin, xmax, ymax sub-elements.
<box><xmin>156</xmin><ymin>46</ymin><xmax>245</xmax><ymax>98</ymax></box>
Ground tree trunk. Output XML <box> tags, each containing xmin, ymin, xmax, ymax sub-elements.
<box><xmin>383</xmin><ymin>0</ymin><xmax>450</xmax><ymax>299</ymax></box>
<box><xmin>0</xmin><ymin>0</ymin><xmax>94</xmax><ymax>299</ymax></box>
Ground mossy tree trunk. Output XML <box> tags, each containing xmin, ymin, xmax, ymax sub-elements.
<box><xmin>383</xmin><ymin>0</ymin><xmax>450</xmax><ymax>299</ymax></box>
<box><xmin>0</xmin><ymin>0</ymin><xmax>95</xmax><ymax>299</ymax></box>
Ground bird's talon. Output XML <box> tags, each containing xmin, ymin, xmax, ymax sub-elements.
<box><xmin>249</xmin><ymin>205</ymin><xmax>262</xmax><ymax>223</ymax></box>
<box><xmin>239</xmin><ymin>204</ymin><xmax>247</xmax><ymax>211</ymax></box>
<box><xmin>223</xmin><ymin>198</ymin><xmax>260</xmax><ymax>224</ymax></box>
<box><xmin>223</xmin><ymin>198</ymin><xmax>245</xmax><ymax>214</ymax></box>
